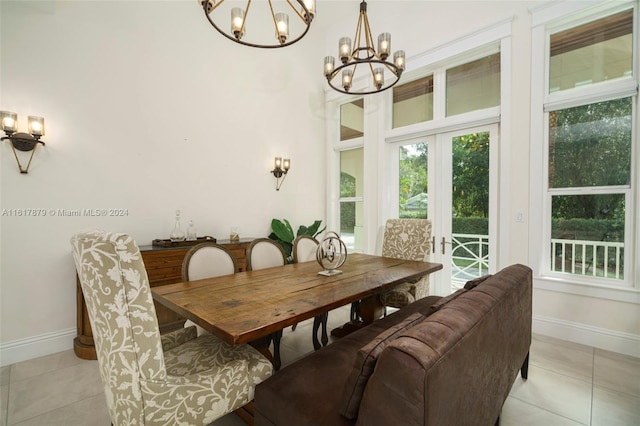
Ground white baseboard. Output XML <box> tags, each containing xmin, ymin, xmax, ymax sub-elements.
<box><xmin>0</xmin><ymin>328</ymin><xmax>76</xmax><ymax>367</ymax></box>
<box><xmin>533</xmin><ymin>315</ymin><xmax>640</xmax><ymax>358</ymax></box>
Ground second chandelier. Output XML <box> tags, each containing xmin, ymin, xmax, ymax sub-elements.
<box><xmin>324</xmin><ymin>1</ymin><xmax>405</xmax><ymax>95</ymax></box>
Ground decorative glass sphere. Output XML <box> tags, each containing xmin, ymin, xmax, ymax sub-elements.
<box><xmin>316</xmin><ymin>232</ymin><xmax>347</xmax><ymax>276</ymax></box>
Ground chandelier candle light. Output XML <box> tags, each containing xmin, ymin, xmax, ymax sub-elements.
<box><xmin>324</xmin><ymin>0</ymin><xmax>405</xmax><ymax>95</ymax></box>
<box><xmin>199</xmin><ymin>0</ymin><xmax>315</xmax><ymax>48</ymax></box>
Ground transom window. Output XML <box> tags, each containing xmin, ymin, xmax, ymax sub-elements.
<box><xmin>392</xmin><ymin>51</ymin><xmax>500</xmax><ymax>129</ymax></box>
<box><xmin>549</xmin><ymin>9</ymin><xmax>633</xmax><ymax>93</ymax></box>
<box><xmin>392</xmin><ymin>76</ymin><xmax>433</xmax><ymax>128</ymax></box>
<box><xmin>340</xmin><ymin>99</ymin><xmax>363</xmax><ymax>141</ymax></box>
<box><xmin>446</xmin><ymin>53</ymin><xmax>500</xmax><ymax>116</ymax></box>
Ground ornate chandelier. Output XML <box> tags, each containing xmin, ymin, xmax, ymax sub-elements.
<box><xmin>324</xmin><ymin>1</ymin><xmax>405</xmax><ymax>95</ymax></box>
<box><xmin>199</xmin><ymin>0</ymin><xmax>316</xmax><ymax>49</ymax></box>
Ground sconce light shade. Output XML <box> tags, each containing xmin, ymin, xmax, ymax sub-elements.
<box><xmin>1</xmin><ymin>111</ymin><xmax>18</xmax><ymax>134</ymax></box>
<box><xmin>1</xmin><ymin>110</ymin><xmax>47</xmax><ymax>174</ymax></box>
<box><xmin>28</xmin><ymin>116</ymin><xmax>45</xmax><ymax>137</ymax></box>
<box><xmin>270</xmin><ymin>156</ymin><xmax>290</xmax><ymax>190</ymax></box>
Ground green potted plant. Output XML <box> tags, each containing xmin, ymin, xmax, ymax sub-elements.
<box><xmin>269</xmin><ymin>219</ymin><xmax>325</xmax><ymax>262</ymax></box>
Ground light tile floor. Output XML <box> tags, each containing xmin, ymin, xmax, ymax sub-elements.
<box><xmin>1</xmin><ymin>305</ymin><xmax>639</xmax><ymax>426</ymax></box>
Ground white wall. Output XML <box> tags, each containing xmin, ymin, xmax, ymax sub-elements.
<box><xmin>0</xmin><ymin>0</ymin><xmax>334</xmax><ymax>365</ymax></box>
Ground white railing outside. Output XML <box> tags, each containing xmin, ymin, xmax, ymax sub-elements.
<box><xmin>551</xmin><ymin>238</ymin><xmax>625</xmax><ymax>280</ymax></box>
<box><xmin>451</xmin><ymin>233</ymin><xmax>489</xmax><ymax>283</ymax></box>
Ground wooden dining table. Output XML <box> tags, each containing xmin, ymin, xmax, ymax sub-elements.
<box><xmin>151</xmin><ymin>253</ymin><xmax>442</xmax><ymax>352</ymax></box>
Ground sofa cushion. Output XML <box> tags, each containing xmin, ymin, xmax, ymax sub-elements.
<box><xmin>339</xmin><ymin>312</ymin><xmax>425</xmax><ymax>419</ymax></box>
<box><xmin>426</xmin><ymin>288</ymin><xmax>467</xmax><ymax>315</ymax></box>
<box><xmin>464</xmin><ymin>274</ymin><xmax>493</xmax><ymax>289</ymax></box>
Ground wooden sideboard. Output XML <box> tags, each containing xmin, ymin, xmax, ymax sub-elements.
<box><xmin>74</xmin><ymin>238</ymin><xmax>254</xmax><ymax>360</ymax></box>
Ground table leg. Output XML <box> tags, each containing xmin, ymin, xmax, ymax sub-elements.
<box><xmin>330</xmin><ymin>295</ymin><xmax>384</xmax><ymax>338</ymax></box>
<box><xmin>356</xmin><ymin>296</ymin><xmax>385</xmax><ymax>324</ymax></box>
<box><xmin>312</xmin><ymin>313</ymin><xmax>329</xmax><ymax>350</ymax></box>
<box><xmin>249</xmin><ymin>337</ymin><xmax>274</xmax><ymax>366</ymax></box>
<box><xmin>250</xmin><ymin>332</ymin><xmax>282</xmax><ymax>371</ymax></box>
<box><xmin>320</xmin><ymin>313</ymin><xmax>329</xmax><ymax>346</ymax></box>
<box><xmin>270</xmin><ymin>331</ymin><xmax>282</xmax><ymax>371</ymax></box>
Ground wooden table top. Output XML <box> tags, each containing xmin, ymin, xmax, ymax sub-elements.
<box><xmin>151</xmin><ymin>253</ymin><xmax>442</xmax><ymax>345</ymax></box>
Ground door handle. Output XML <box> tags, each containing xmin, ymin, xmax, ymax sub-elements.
<box><xmin>441</xmin><ymin>237</ymin><xmax>452</xmax><ymax>255</ymax></box>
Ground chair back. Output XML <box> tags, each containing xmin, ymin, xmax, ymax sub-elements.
<box><xmin>182</xmin><ymin>242</ymin><xmax>238</xmax><ymax>281</ymax></box>
<box><xmin>382</xmin><ymin>218</ymin><xmax>432</xmax><ymax>261</ymax></box>
<box><xmin>70</xmin><ymin>230</ymin><xmax>166</xmax><ymax>425</ymax></box>
<box><xmin>246</xmin><ymin>238</ymin><xmax>287</xmax><ymax>271</ymax></box>
<box><xmin>292</xmin><ymin>235</ymin><xmax>319</xmax><ymax>263</ymax></box>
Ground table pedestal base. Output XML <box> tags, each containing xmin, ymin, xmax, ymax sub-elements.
<box><xmin>331</xmin><ymin>295</ymin><xmax>385</xmax><ymax>338</ymax></box>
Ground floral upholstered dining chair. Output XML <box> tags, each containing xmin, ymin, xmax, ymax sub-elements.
<box><xmin>379</xmin><ymin>218</ymin><xmax>433</xmax><ymax>310</ymax></box>
<box><xmin>71</xmin><ymin>230</ymin><xmax>272</xmax><ymax>426</ymax></box>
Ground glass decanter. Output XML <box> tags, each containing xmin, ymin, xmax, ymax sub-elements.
<box><xmin>186</xmin><ymin>220</ymin><xmax>197</xmax><ymax>241</ymax></box>
<box><xmin>170</xmin><ymin>210</ymin><xmax>186</xmax><ymax>242</ymax></box>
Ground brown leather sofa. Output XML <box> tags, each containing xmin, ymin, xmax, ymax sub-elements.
<box><xmin>254</xmin><ymin>264</ymin><xmax>532</xmax><ymax>426</ymax></box>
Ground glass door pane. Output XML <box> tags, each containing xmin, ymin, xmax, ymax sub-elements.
<box><xmin>399</xmin><ymin>142</ymin><xmax>428</xmax><ymax>219</ymax></box>
<box><xmin>450</xmin><ymin>131</ymin><xmax>491</xmax><ymax>289</ymax></box>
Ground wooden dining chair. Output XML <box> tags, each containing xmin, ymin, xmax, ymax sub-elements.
<box><xmin>181</xmin><ymin>242</ymin><xmax>238</xmax><ymax>335</ymax></box>
<box><xmin>292</xmin><ymin>235</ymin><xmax>329</xmax><ymax>350</ymax></box>
<box><xmin>246</xmin><ymin>238</ymin><xmax>287</xmax><ymax>272</ymax></box>
<box><xmin>182</xmin><ymin>242</ymin><xmax>238</xmax><ymax>281</ymax></box>
<box><xmin>71</xmin><ymin>230</ymin><xmax>273</xmax><ymax>425</ymax></box>
<box><xmin>246</xmin><ymin>238</ymin><xmax>287</xmax><ymax>370</ymax></box>
<box><xmin>292</xmin><ymin>235</ymin><xmax>319</xmax><ymax>263</ymax></box>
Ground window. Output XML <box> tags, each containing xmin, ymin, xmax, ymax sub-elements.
<box><xmin>549</xmin><ymin>9</ymin><xmax>633</xmax><ymax>93</ymax></box>
<box><xmin>393</xmin><ymin>76</ymin><xmax>433</xmax><ymax>128</ymax></box>
<box><xmin>338</xmin><ymin>98</ymin><xmax>364</xmax><ymax>251</ymax></box>
<box><xmin>540</xmin><ymin>7</ymin><xmax>637</xmax><ymax>286</ymax></box>
<box><xmin>446</xmin><ymin>53</ymin><xmax>500</xmax><ymax>116</ymax></box>
<box><xmin>340</xmin><ymin>148</ymin><xmax>364</xmax><ymax>251</ymax></box>
<box><xmin>548</xmin><ymin>98</ymin><xmax>632</xmax><ymax>280</ymax></box>
<box><xmin>340</xmin><ymin>99</ymin><xmax>364</xmax><ymax>141</ymax></box>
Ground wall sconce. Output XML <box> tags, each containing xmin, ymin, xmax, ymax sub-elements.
<box><xmin>270</xmin><ymin>157</ymin><xmax>290</xmax><ymax>191</ymax></box>
<box><xmin>1</xmin><ymin>111</ymin><xmax>46</xmax><ymax>174</ymax></box>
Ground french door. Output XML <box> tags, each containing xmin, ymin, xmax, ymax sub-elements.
<box><xmin>393</xmin><ymin>124</ymin><xmax>499</xmax><ymax>295</ymax></box>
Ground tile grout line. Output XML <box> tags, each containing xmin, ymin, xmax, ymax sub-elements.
<box><xmin>528</xmin><ymin>362</ymin><xmax>594</xmax><ymax>386</ymax></box>
<box><xmin>506</xmin><ymin>393</ymin><xmax>590</xmax><ymax>426</ymax></box>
